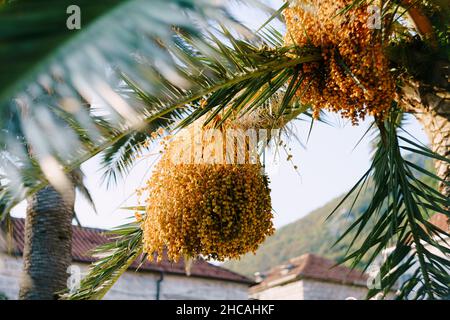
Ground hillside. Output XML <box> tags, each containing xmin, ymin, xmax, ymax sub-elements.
<box><xmin>223</xmin><ymin>153</ymin><xmax>434</xmax><ymax>277</ymax></box>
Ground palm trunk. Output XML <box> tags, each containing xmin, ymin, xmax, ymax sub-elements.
<box><xmin>398</xmin><ymin>1</ymin><xmax>449</xmax><ymax>209</ymax></box>
<box><xmin>19</xmin><ymin>183</ymin><xmax>75</xmax><ymax>300</ymax></box>
<box><xmin>400</xmin><ymin>80</ymin><xmax>450</xmax><ymax>227</ymax></box>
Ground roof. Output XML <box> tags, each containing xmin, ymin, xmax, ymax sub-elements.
<box><xmin>2</xmin><ymin>218</ymin><xmax>253</xmax><ymax>285</ymax></box>
<box><xmin>429</xmin><ymin>213</ymin><xmax>449</xmax><ymax>233</ymax></box>
<box><xmin>250</xmin><ymin>253</ymin><xmax>368</xmax><ymax>293</ymax></box>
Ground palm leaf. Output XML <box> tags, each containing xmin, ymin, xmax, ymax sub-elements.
<box><xmin>0</xmin><ymin>0</ymin><xmax>247</xmax><ymax>215</ymax></box>
<box><xmin>0</xmin><ymin>0</ymin><xmax>267</xmax><ymax>216</ymax></box>
<box><xmin>101</xmin><ymin>31</ymin><xmax>320</xmax><ymax>184</ymax></box>
<box><xmin>0</xmin><ymin>21</ymin><xmax>321</xmax><ymax>210</ymax></box>
<box><xmin>331</xmin><ymin>108</ymin><xmax>450</xmax><ymax>300</ymax></box>
<box><xmin>63</xmin><ymin>220</ymin><xmax>144</xmax><ymax>300</ymax></box>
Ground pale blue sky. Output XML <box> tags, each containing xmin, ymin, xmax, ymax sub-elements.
<box><xmin>11</xmin><ymin>1</ymin><xmax>430</xmax><ymax>229</ymax></box>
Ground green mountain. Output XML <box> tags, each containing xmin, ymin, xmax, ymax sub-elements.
<box><xmin>223</xmin><ymin>153</ymin><xmax>435</xmax><ymax>277</ymax></box>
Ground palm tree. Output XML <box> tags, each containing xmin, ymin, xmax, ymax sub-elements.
<box><xmin>0</xmin><ymin>0</ymin><xmax>448</xmax><ymax>299</ymax></box>
<box><xmin>395</xmin><ymin>2</ymin><xmax>450</xmax><ymax>201</ymax></box>
<box><xmin>0</xmin><ymin>0</ymin><xmax>235</xmax><ymax>300</ymax></box>
<box><xmin>19</xmin><ymin>183</ymin><xmax>75</xmax><ymax>299</ymax></box>
<box><xmin>401</xmin><ymin>82</ymin><xmax>449</xmax><ymax>198</ymax></box>
<box><xmin>18</xmin><ymin>169</ymin><xmax>94</xmax><ymax>299</ymax></box>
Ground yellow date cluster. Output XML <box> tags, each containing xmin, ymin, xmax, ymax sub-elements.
<box><xmin>140</xmin><ymin>120</ymin><xmax>274</xmax><ymax>262</ymax></box>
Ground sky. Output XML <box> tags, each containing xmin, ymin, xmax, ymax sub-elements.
<box><xmin>11</xmin><ymin>0</ymin><xmax>430</xmax><ymax>230</ymax></box>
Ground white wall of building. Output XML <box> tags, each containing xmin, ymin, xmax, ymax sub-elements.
<box><xmin>250</xmin><ymin>278</ymin><xmax>368</xmax><ymax>300</ymax></box>
<box><xmin>105</xmin><ymin>271</ymin><xmax>249</xmax><ymax>300</ymax></box>
<box><xmin>251</xmin><ymin>281</ymin><xmax>304</xmax><ymax>300</ymax></box>
<box><xmin>0</xmin><ymin>254</ymin><xmax>21</xmax><ymax>299</ymax></box>
<box><xmin>0</xmin><ymin>253</ymin><xmax>249</xmax><ymax>300</ymax></box>
<box><xmin>302</xmin><ymin>279</ymin><xmax>367</xmax><ymax>300</ymax></box>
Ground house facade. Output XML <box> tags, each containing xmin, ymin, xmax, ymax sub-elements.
<box><xmin>250</xmin><ymin>253</ymin><xmax>369</xmax><ymax>300</ymax></box>
<box><xmin>0</xmin><ymin>218</ymin><xmax>253</xmax><ymax>300</ymax></box>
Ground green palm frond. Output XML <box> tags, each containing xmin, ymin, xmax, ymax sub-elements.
<box><xmin>63</xmin><ymin>219</ymin><xmax>144</xmax><ymax>300</ymax></box>
<box><xmin>99</xmin><ymin>30</ymin><xmax>320</xmax><ymax>184</ymax></box>
<box><xmin>64</xmin><ymin>31</ymin><xmax>323</xmax><ymax>300</ymax></box>
<box><xmin>0</xmin><ymin>0</ymin><xmax>228</xmax><ymax>131</ymax></box>
<box><xmin>62</xmin><ymin>27</ymin><xmax>320</xmax><ymax>188</ymax></box>
<box><xmin>0</xmin><ymin>0</ymin><xmax>244</xmax><ymax>218</ymax></box>
<box><xmin>331</xmin><ymin>108</ymin><xmax>450</xmax><ymax>300</ymax></box>
<box><xmin>71</xmin><ymin>168</ymin><xmax>96</xmax><ymax>213</ymax></box>
<box><xmin>0</xmin><ymin>0</ymin><xmax>321</xmax><ymax>207</ymax></box>
<box><xmin>99</xmin><ymin>74</ymin><xmax>193</xmax><ymax>187</ymax></box>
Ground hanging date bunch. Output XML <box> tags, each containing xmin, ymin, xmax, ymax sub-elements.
<box><xmin>139</xmin><ymin>115</ymin><xmax>274</xmax><ymax>262</ymax></box>
<box><xmin>284</xmin><ymin>0</ymin><xmax>395</xmax><ymax>123</ymax></box>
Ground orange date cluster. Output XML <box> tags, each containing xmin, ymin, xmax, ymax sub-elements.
<box><xmin>284</xmin><ymin>0</ymin><xmax>395</xmax><ymax>124</ymax></box>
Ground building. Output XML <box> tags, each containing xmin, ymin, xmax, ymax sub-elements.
<box><xmin>429</xmin><ymin>213</ymin><xmax>449</xmax><ymax>234</ymax></box>
<box><xmin>0</xmin><ymin>218</ymin><xmax>253</xmax><ymax>300</ymax></box>
<box><xmin>250</xmin><ymin>253</ymin><xmax>369</xmax><ymax>300</ymax></box>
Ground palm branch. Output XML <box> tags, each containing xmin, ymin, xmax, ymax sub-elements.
<box><xmin>99</xmin><ymin>28</ymin><xmax>320</xmax><ymax>185</ymax></box>
<box><xmin>0</xmin><ymin>0</ymin><xmax>252</xmax><ymax>218</ymax></box>
<box><xmin>0</xmin><ymin>20</ymin><xmax>321</xmax><ymax>216</ymax></box>
<box><xmin>63</xmin><ymin>219</ymin><xmax>144</xmax><ymax>300</ymax></box>
<box><xmin>2</xmin><ymin>0</ymin><xmax>449</xmax><ymax>300</ymax></box>
<box><xmin>329</xmin><ymin>108</ymin><xmax>450</xmax><ymax>299</ymax></box>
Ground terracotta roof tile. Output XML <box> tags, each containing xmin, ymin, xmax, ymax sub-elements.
<box><xmin>250</xmin><ymin>253</ymin><xmax>368</xmax><ymax>293</ymax></box>
<box><xmin>3</xmin><ymin>218</ymin><xmax>253</xmax><ymax>285</ymax></box>
<box><xmin>429</xmin><ymin>213</ymin><xmax>449</xmax><ymax>233</ymax></box>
